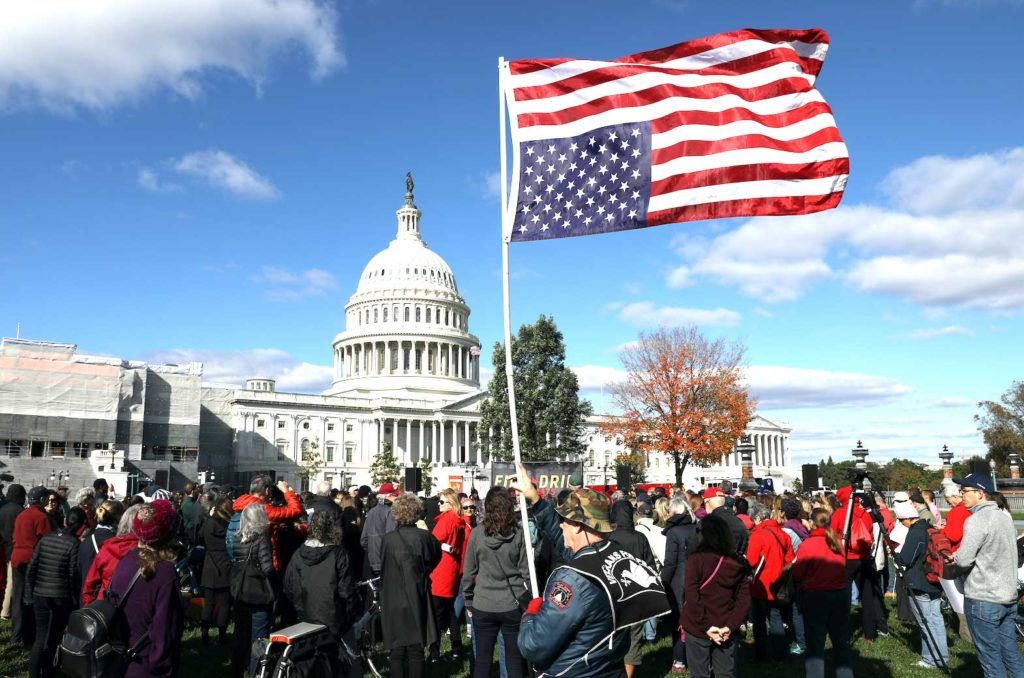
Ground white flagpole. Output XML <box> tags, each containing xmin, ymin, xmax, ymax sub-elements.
<box><xmin>499</xmin><ymin>56</ymin><xmax>540</xmax><ymax>598</ymax></box>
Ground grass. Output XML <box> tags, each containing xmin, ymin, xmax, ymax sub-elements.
<box><xmin>0</xmin><ymin>600</ymin><xmax>1016</xmax><ymax>677</ymax></box>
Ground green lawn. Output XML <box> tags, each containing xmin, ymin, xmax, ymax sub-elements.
<box><xmin>0</xmin><ymin>601</ymin><xmax>1013</xmax><ymax>677</ymax></box>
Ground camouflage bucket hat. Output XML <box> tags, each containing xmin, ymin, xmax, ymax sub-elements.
<box><xmin>555</xmin><ymin>489</ymin><xmax>613</xmax><ymax>533</ymax></box>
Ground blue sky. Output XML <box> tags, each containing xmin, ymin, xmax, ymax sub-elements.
<box><xmin>2</xmin><ymin>0</ymin><xmax>1022</xmax><ymax>467</ymax></box>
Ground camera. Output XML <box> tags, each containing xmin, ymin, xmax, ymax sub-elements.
<box><xmin>845</xmin><ymin>467</ymin><xmax>873</xmax><ymax>490</ymax></box>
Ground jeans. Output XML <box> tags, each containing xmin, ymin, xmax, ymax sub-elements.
<box><xmin>802</xmin><ymin>589</ymin><xmax>853</xmax><ymax>678</ymax></box>
<box><xmin>788</xmin><ymin>600</ymin><xmax>806</xmax><ymax>651</ymax></box>
<box><xmin>29</xmin><ymin>597</ymin><xmax>71</xmax><ymax>678</ymax></box>
<box><xmin>643</xmin><ymin>617</ymin><xmax>657</xmax><ymax>641</ymax></box>
<box><xmin>685</xmin><ymin>635</ymin><xmax>736</xmax><ymax>678</ymax></box>
<box><xmin>910</xmin><ymin>592</ymin><xmax>949</xmax><ymax>669</ymax></box>
<box><xmin>230</xmin><ymin>603</ymin><xmax>272</xmax><ymax>678</ymax></box>
<box><xmin>471</xmin><ymin>608</ymin><xmax>524</xmax><ymax>678</ymax></box>
<box><xmin>390</xmin><ymin>643</ymin><xmax>424</xmax><ymax>678</ymax></box>
<box><xmin>964</xmin><ymin>597</ymin><xmax>1024</xmax><ymax>678</ymax></box>
<box><xmin>846</xmin><ymin>559</ymin><xmax>886</xmax><ymax>639</ymax></box>
<box><xmin>751</xmin><ymin>598</ymin><xmax>786</xmax><ymax>661</ymax></box>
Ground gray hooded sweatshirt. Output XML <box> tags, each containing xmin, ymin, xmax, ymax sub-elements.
<box><xmin>953</xmin><ymin>500</ymin><xmax>1018</xmax><ymax>605</ymax></box>
<box><xmin>462</xmin><ymin>524</ymin><xmax>530</xmax><ymax>613</ymax></box>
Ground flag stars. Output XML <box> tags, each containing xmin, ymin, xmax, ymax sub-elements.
<box><xmin>608</xmin><ymin>131</ymin><xmax>619</xmax><ymax>142</ymax></box>
<box><xmin>557</xmin><ymin>173</ymin><xmax>566</xmax><ymax>183</ymax></box>
<box><xmin>598</xmin><ymin>144</ymin><xmax>608</xmax><ymax>154</ymax></box>
<box><xmin>547</xmin><ymin>144</ymin><xmax>556</xmax><ymax>154</ymax></box>
<box><xmin>620</xmin><ymin>181</ymin><xmax>630</xmax><ymax>191</ymax></box>
<box><xmin>569</xmin><ymin>142</ymin><xmax>579</xmax><ymax>152</ymax></box>
<box><xmin>631</xmin><ymin>128</ymin><xmax>640</xmax><ymax>138</ymax></box>
<box><xmin>588</xmin><ymin>136</ymin><xmax>597</xmax><ymax>146</ymax></box>
<box><xmin>526</xmin><ymin>146</ymin><xmax>535</xmax><ymax>156</ymax></box>
<box><xmin>621</xmin><ymin>161</ymin><xmax>630</xmax><ymax>171</ymax></box>
<box><xmin>558</xmin><ymin>153</ymin><xmax>567</xmax><ymax>163</ymax></box>
<box><xmin>531</xmin><ymin>214</ymin><xmax>540</xmax><ymax>224</ymax></box>
<box><xmin>546</xmin><ymin>164</ymin><xmax>556</xmax><ymax>174</ymax></box>
<box><xmin>598</xmin><ymin>165</ymin><xmax>609</xmax><ymax>175</ymax></box>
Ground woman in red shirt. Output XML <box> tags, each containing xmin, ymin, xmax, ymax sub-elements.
<box><xmin>791</xmin><ymin>508</ymin><xmax>852</xmax><ymax>678</ymax></box>
<box><xmin>429</xmin><ymin>488</ymin><xmax>471</xmax><ymax>663</ymax></box>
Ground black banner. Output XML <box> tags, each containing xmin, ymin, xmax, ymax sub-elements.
<box><xmin>490</xmin><ymin>461</ymin><xmax>584</xmax><ymax>499</ymax></box>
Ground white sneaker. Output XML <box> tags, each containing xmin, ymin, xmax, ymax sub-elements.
<box><xmin>916</xmin><ymin>660</ymin><xmax>937</xmax><ymax>669</ymax></box>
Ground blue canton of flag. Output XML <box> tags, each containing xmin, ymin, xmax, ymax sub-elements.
<box><xmin>510</xmin><ymin>122</ymin><xmax>651</xmax><ymax>242</ymax></box>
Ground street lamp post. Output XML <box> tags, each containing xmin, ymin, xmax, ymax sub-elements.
<box><xmin>738</xmin><ymin>435</ymin><xmax>757</xmax><ymax>493</ymax></box>
<box><xmin>938</xmin><ymin>445</ymin><xmax>954</xmax><ymax>486</ymax></box>
<box><xmin>852</xmin><ymin>440</ymin><xmax>869</xmax><ymax>470</ymax></box>
<box><xmin>989</xmin><ymin>459</ymin><xmax>998</xmax><ymax>491</ymax></box>
<box><xmin>1009</xmin><ymin>453</ymin><xmax>1021</xmax><ymax>481</ymax></box>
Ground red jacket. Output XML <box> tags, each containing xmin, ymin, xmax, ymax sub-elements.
<box><xmin>790</xmin><ymin>528</ymin><xmax>847</xmax><ymax>593</ymax></box>
<box><xmin>829</xmin><ymin>487</ymin><xmax>874</xmax><ymax>560</ymax></box>
<box><xmin>746</xmin><ymin>521</ymin><xmax>795</xmax><ymax>600</ymax></box>
<box><xmin>82</xmin><ymin>534</ymin><xmax>139</xmax><ymax>605</ymax></box>
<box><xmin>943</xmin><ymin>503</ymin><xmax>971</xmax><ymax>552</ymax></box>
<box><xmin>737</xmin><ymin>514</ymin><xmax>754</xmax><ymax>531</ymax></box>
<box><xmin>429</xmin><ymin>511</ymin><xmax>471</xmax><ymax>598</ymax></box>
<box><xmin>233</xmin><ymin>491</ymin><xmax>304</xmax><ymax>571</ymax></box>
<box><xmin>11</xmin><ymin>505</ymin><xmax>54</xmax><ymax>568</ymax></box>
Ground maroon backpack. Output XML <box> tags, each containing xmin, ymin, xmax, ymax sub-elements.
<box><xmin>922</xmin><ymin>527</ymin><xmax>953</xmax><ymax>584</ymax></box>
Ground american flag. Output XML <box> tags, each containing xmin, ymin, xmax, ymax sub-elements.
<box><xmin>504</xmin><ymin>29</ymin><xmax>848</xmax><ymax>242</ymax></box>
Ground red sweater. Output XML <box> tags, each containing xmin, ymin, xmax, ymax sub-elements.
<box><xmin>681</xmin><ymin>551</ymin><xmax>751</xmax><ymax>639</ymax></box>
<box><xmin>829</xmin><ymin>487</ymin><xmax>874</xmax><ymax>560</ymax></box>
<box><xmin>790</xmin><ymin>528</ymin><xmax>847</xmax><ymax>593</ymax></box>
<box><xmin>429</xmin><ymin>511</ymin><xmax>471</xmax><ymax>598</ymax></box>
<box><xmin>943</xmin><ymin>503</ymin><xmax>971</xmax><ymax>552</ymax></box>
<box><xmin>746</xmin><ymin>521</ymin><xmax>795</xmax><ymax>600</ymax></box>
<box><xmin>11</xmin><ymin>505</ymin><xmax>54</xmax><ymax>568</ymax></box>
<box><xmin>233</xmin><ymin>491</ymin><xmax>304</xmax><ymax>571</ymax></box>
<box><xmin>81</xmin><ymin>534</ymin><xmax>139</xmax><ymax>605</ymax></box>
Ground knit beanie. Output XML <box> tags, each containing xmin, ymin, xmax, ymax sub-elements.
<box><xmin>133</xmin><ymin>499</ymin><xmax>178</xmax><ymax>545</ymax></box>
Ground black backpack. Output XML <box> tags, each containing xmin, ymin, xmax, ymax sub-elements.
<box><xmin>57</xmin><ymin>568</ymin><xmax>150</xmax><ymax>677</ymax></box>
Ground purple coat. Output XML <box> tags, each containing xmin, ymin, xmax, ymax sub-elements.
<box><xmin>109</xmin><ymin>549</ymin><xmax>184</xmax><ymax>678</ymax></box>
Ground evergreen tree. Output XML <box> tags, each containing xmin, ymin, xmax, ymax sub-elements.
<box><xmin>419</xmin><ymin>456</ymin><xmax>434</xmax><ymax>496</ymax></box>
<box><xmin>479</xmin><ymin>315</ymin><xmax>593</xmax><ymax>462</ymax></box>
<box><xmin>369</xmin><ymin>442</ymin><xmax>402</xmax><ymax>487</ymax></box>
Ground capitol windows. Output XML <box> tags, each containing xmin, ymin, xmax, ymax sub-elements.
<box><xmin>426</xmin><ymin>308</ymin><xmax>432</xmax><ymax>323</ymax></box>
<box><xmin>374</xmin><ymin>308</ymin><xmax>379</xmax><ymax>323</ymax></box>
<box><xmin>302</xmin><ymin>421</ymin><xmax>310</xmax><ymax>431</ymax></box>
<box><xmin>346</xmin><ymin>423</ymin><xmax>354</xmax><ymax>432</ymax></box>
<box><xmin>383</xmin><ymin>307</ymin><xmax>388</xmax><ymax>322</ymax></box>
<box><xmin>393</xmin><ymin>305</ymin><xmax>399</xmax><ymax>321</ymax></box>
<box><xmin>345</xmin><ymin>445</ymin><xmax>355</xmax><ymax>463</ymax></box>
<box><xmin>277</xmin><ymin>420</ymin><xmax>286</xmax><ymax>429</ymax></box>
<box><xmin>444</xmin><ymin>310</ymin><xmax>450</xmax><ymax>325</ymax></box>
<box><xmin>326</xmin><ymin>444</ymin><xmax>335</xmax><ymax>462</ymax></box>
<box><xmin>415</xmin><ymin>307</ymin><xmax>421</xmax><ymax>322</ymax></box>
<box><xmin>256</xmin><ymin>419</ymin><xmax>265</xmax><ymax>429</ymax></box>
<box><xmin>327</xmin><ymin>423</ymin><xmax>334</xmax><ymax>431</ymax></box>
<box><xmin>276</xmin><ymin>440</ymin><xmax>289</xmax><ymax>456</ymax></box>
<box><xmin>404</xmin><ymin>307</ymin><xmax>410</xmax><ymax>322</ymax></box>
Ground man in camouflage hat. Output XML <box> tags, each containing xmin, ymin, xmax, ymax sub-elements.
<box><xmin>518</xmin><ymin>469</ymin><xmax>671</xmax><ymax>678</ymax></box>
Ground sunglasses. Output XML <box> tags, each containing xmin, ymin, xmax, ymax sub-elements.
<box><xmin>463</xmin><ymin>505</ymin><xmax>476</xmax><ymax>511</ymax></box>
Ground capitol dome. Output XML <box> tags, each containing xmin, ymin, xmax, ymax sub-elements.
<box><xmin>325</xmin><ymin>176</ymin><xmax>482</xmax><ymax>398</ymax></box>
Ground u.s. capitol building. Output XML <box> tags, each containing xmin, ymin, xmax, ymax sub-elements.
<box><xmin>0</xmin><ymin>181</ymin><xmax>792</xmax><ymax>494</ymax></box>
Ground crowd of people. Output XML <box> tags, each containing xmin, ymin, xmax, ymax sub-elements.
<box><xmin>0</xmin><ymin>469</ymin><xmax>1020</xmax><ymax>678</ymax></box>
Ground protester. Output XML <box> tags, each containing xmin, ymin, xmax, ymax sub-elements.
<box><xmin>381</xmin><ymin>492</ymin><xmax>442</xmax><ymax>678</ymax></box>
<box><xmin>791</xmin><ymin>508</ymin><xmax>853</xmax><ymax>678</ymax></box>
<box><xmin>909</xmin><ymin>491</ymin><xmax>934</xmax><ymax>526</ymax></box>
<box><xmin>746</xmin><ymin>501</ymin><xmax>795</xmax><ymax>662</ymax></box>
<box><xmin>635</xmin><ymin>501</ymin><xmax>667</xmax><ymax>565</ymax></box>
<box><xmin>780</xmin><ymin>497</ymin><xmax>809</xmax><ymax>550</ymax></box>
<box><xmin>283</xmin><ymin>510</ymin><xmax>359</xmax><ymax>675</ymax></box>
<box><xmin>230</xmin><ymin>503</ymin><xmax>276</xmax><ymax>678</ymax></box>
<box><xmin>608</xmin><ymin>498</ymin><xmax>658</xmax><ymax>675</ymax></box>
<box><xmin>26</xmin><ymin>507</ymin><xmax>86</xmax><ymax>678</ymax></box>
<box><xmin>950</xmin><ymin>473</ymin><xmax>1024</xmax><ymax>677</ymax></box>
<box><xmin>179</xmin><ymin>482</ymin><xmax>200</xmax><ymax>537</ymax></box>
<box><xmin>702</xmin><ymin>488</ymin><xmax>747</xmax><ymax>557</ymax></box>
<box><xmin>681</xmin><ymin>514</ymin><xmax>752</xmax><ymax>678</ymax></box>
<box><xmin>307</xmin><ymin>480</ymin><xmax>344</xmax><ymax>525</ymax></box>
<box><xmin>71</xmin><ymin>487</ymin><xmax>95</xmax><ymax>530</ymax></box>
<box><xmin>830</xmin><ymin>486</ymin><xmax>888</xmax><ymax>641</ymax></box>
<box><xmin>108</xmin><ymin>499</ymin><xmax>185</xmax><ymax>678</ymax></box>
<box><xmin>429</xmin><ymin>488</ymin><xmax>471</xmax><ymax>663</ymax></box>
<box><xmin>0</xmin><ymin>483</ymin><xmax>26</xmax><ymax>622</ymax></box>
<box><xmin>78</xmin><ymin>500</ymin><xmax>123</xmax><ymax>588</ymax></box>
<box><xmin>10</xmin><ymin>486</ymin><xmax>55</xmax><ymax>646</ymax></box>
<box><xmin>200</xmin><ymin>497</ymin><xmax>233</xmax><ymax>645</ymax></box>
<box><xmin>81</xmin><ymin>504</ymin><xmax>143</xmax><ymax>605</ymax></box>
<box><xmin>734</xmin><ymin>497</ymin><xmax>753</xmax><ymax>530</ymax></box>
<box><xmin>893</xmin><ymin>500</ymin><xmax>949</xmax><ymax>670</ymax></box>
<box><xmin>464</xmin><ymin>487</ymin><xmax>529</xmax><ymax>678</ymax></box>
<box><xmin>231</xmin><ymin>475</ymin><xmax>303</xmax><ymax>572</ymax></box>
<box><xmin>92</xmin><ymin>479</ymin><xmax>109</xmax><ymax>509</ymax></box>
<box><xmin>660</xmin><ymin>494</ymin><xmax>698</xmax><ymax>675</ymax></box>
<box><xmin>361</xmin><ymin>482</ymin><xmax>399</xmax><ymax>577</ymax></box>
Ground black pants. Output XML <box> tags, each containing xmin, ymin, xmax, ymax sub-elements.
<box><xmin>11</xmin><ymin>564</ymin><xmax>33</xmax><ymax>646</ymax></box>
<box><xmin>202</xmin><ymin>586</ymin><xmax>231</xmax><ymax>630</ymax></box>
<box><xmin>389</xmin><ymin>643</ymin><xmax>424</xmax><ymax>678</ymax></box>
<box><xmin>430</xmin><ymin>595</ymin><xmax>461</xmax><ymax>659</ymax></box>
<box><xmin>471</xmin><ymin>608</ymin><xmax>525</xmax><ymax>678</ymax></box>
<box><xmin>846</xmin><ymin>559</ymin><xmax>887</xmax><ymax>640</ymax></box>
<box><xmin>685</xmin><ymin>635</ymin><xmax>736</xmax><ymax>678</ymax></box>
<box><xmin>751</xmin><ymin>598</ymin><xmax>787</xmax><ymax>661</ymax></box>
<box><xmin>801</xmin><ymin>589</ymin><xmax>853</xmax><ymax>678</ymax></box>
<box><xmin>29</xmin><ymin>597</ymin><xmax>72</xmax><ymax>678</ymax></box>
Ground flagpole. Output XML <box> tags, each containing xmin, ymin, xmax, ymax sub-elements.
<box><xmin>499</xmin><ymin>56</ymin><xmax>540</xmax><ymax>598</ymax></box>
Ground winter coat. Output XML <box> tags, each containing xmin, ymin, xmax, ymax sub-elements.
<box><xmin>26</xmin><ymin>529</ymin><xmax>81</xmax><ymax>603</ymax></box>
<box><xmin>711</xmin><ymin>505</ymin><xmax>749</xmax><ymax>558</ymax></box>
<box><xmin>78</xmin><ymin>525</ymin><xmax>116</xmax><ymax>589</ymax></box>
<box><xmin>635</xmin><ymin>517</ymin><xmax>667</xmax><ymax>566</ymax></box>
<box><xmin>232</xmin><ymin>534</ymin><xmax>276</xmax><ymax>599</ymax></box>
<box><xmin>790</xmin><ymin>528</ymin><xmax>847</xmax><ymax>593</ymax></box>
<box><xmin>660</xmin><ymin>513</ymin><xmax>697</xmax><ymax>612</ymax></box>
<box><xmin>680</xmin><ymin>550</ymin><xmax>751</xmax><ymax>641</ymax></box>
<box><xmin>943</xmin><ymin>502</ymin><xmax>971</xmax><ymax>551</ymax></box>
<box><xmin>81</xmin><ymin>534</ymin><xmax>139</xmax><ymax>606</ymax></box>
<box><xmin>462</xmin><ymin>523</ymin><xmax>530</xmax><ymax>614</ymax></box>
<box><xmin>0</xmin><ymin>484</ymin><xmax>26</xmax><ymax>560</ymax></box>
<box><xmin>283</xmin><ymin>539</ymin><xmax>358</xmax><ymax>637</ymax></box>
<box><xmin>607</xmin><ymin>500</ymin><xmax>656</xmax><ymax>569</ymax></box>
<box><xmin>340</xmin><ymin>507</ymin><xmax>364</xmax><ymax>581</ymax></box>
<box><xmin>109</xmin><ymin>549</ymin><xmax>184</xmax><ymax>678</ymax></box>
<box><xmin>232</xmin><ymin>492</ymin><xmax>304</xmax><ymax>571</ymax></box>
<box><xmin>746</xmin><ymin>520</ymin><xmax>795</xmax><ymax>601</ymax></box>
<box><xmin>430</xmin><ymin>510</ymin><xmax>471</xmax><ymax>598</ymax></box>
<box><xmin>380</xmin><ymin>525</ymin><xmax>442</xmax><ymax>649</ymax></box>
<box><xmin>11</xmin><ymin>503</ymin><xmax>54</xmax><ymax>568</ymax></box>
<box><xmin>201</xmin><ymin>514</ymin><xmax>231</xmax><ymax>589</ymax></box>
<box><xmin>829</xmin><ymin>486</ymin><xmax>874</xmax><ymax>560</ymax></box>
<box><xmin>895</xmin><ymin>518</ymin><xmax>940</xmax><ymax>595</ymax></box>
<box><xmin>306</xmin><ymin>495</ymin><xmax>344</xmax><ymax>525</ymax></box>
<box><xmin>360</xmin><ymin>501</ymin><xmax>397</xmax><ymax>575</ymax></box>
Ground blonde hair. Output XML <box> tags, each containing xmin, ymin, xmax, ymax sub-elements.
<box><xmin>438</xmin><ymin>488</ymin><xmax>462</xmax><ymax>515</ymax></box>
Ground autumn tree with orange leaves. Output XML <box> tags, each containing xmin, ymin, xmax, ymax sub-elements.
<box><xmin>601</xmin><ymin>327</ymin><xmax>755</xmax><ymax>485</ymax></box>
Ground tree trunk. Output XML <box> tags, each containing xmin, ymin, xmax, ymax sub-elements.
<box><xmin>673</xmin><ymin>452</ymin><xmax>690</xmax><ymax>486</ymax></box>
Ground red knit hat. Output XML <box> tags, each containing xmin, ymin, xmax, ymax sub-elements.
<box><xmin>133</xmin><ymin>499</ymin><xmax>178</xmax><ymax>545</ymax></box>
<box><xmin>704</xmin><ymin>487</ymin><xmax>725</xmax><ymax>499</ymax></box>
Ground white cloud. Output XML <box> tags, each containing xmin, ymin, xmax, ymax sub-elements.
<box><xmin>933</xmin><ymin>396</ymin><xmax>974</xmax><ymax>408</ymax></box>
<box><xmin>617</xmin><ymin>301</ymin><xmax>740</xmax><ymax>327</ymax></box>
<box><xmin>485</xmin><ymin>172</ymin><xmax>501</xmax><ymax>198</ymax></box>
<box><xmin>174</xmin><ymin>149</ymin><xmax>279</xmax><ymax>200</ymax></box>
<box><xmin>137</xmin><ymin>168</ymin><xmax>181</xmax><ymax>194</ymax></box>
<box><xmin>753</xmin><ymin>307</ymin><xmax>774</xmax><ymax>318</ymax></box>
<box><xmin>570</xmin><ymin>365</ymin><xmax>628</xmax><ymax>392</ymax></box>
<box><xmin>667</xmin><ymin>148</ymin><xmax>1024</xmax><ymax>311</ymax></box>
<box><xmin>746</xmin><ymin>365</ymin><xmax>913</xmax><ymax>409</ymax></box>
<box><xmin>150</xmin><ymin>347</ymin><xmax>332</xmax><ymax>392</ymax></box>
<box><xmin>0</xmin><ymin>0</ymin><xmax>341</xmax><ymax>112</ymax></box>
<box><xmin>906</xmin><ymin>325</ymin><xmax>971</xmax><ymax>339</ymax></box>
<box><xmin>251</xmin><ymin>266</ymin><xmax>338</xmax><ymax>300</ymax></box>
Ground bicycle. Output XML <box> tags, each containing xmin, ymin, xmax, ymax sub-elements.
<box><xmin>355</xmin><ymin>577</ymin><xmax>387</xmax><ymax>678</ymax></box>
